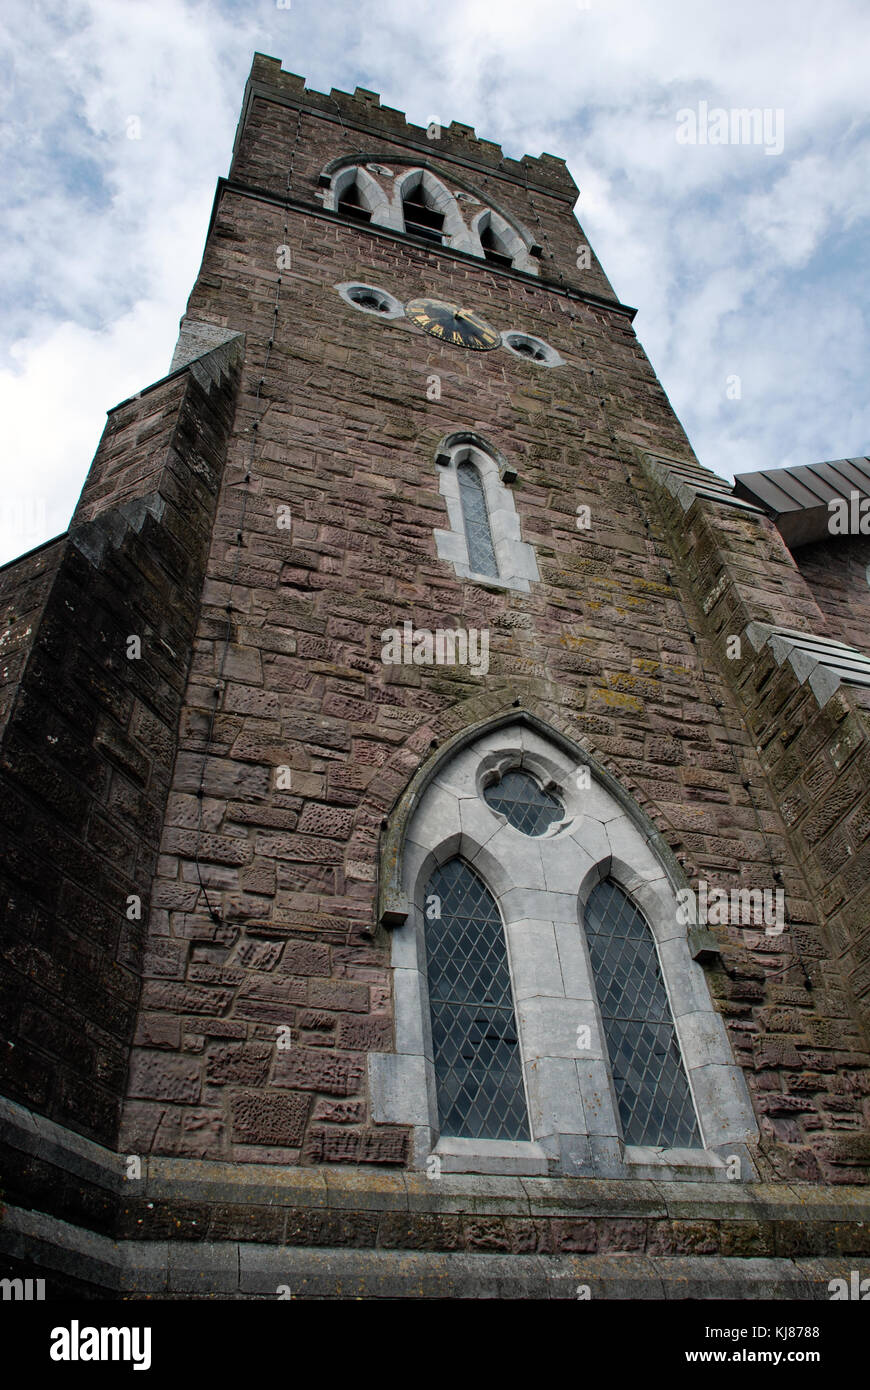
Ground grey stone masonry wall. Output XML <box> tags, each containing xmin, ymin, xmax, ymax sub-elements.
<box><xmin>112</xmin><ymin>56</ymin><xmax>870</xmax><ymax>1182</ymax></box>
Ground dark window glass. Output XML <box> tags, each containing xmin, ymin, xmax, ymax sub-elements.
<box><xmin>457</xmin><ymin>461</ymin><xmax>498</xmax><ymax>577</ymax></box>
<box><xmin>425</xmin><ymin>858</ymin><xmax>529</xmax><ymax>1141</ymax></box>
<box><xmin>585</xmin><ymin>880</ymin><xmax>701</xmax><ymax>1148</ymax></box>
<box><xmin>403</xmin><ymin>186</ymin><xmax>445</xmax><ymax>242</ymax></box>
<box><xmin>484</xmin><ymin>769</ymin><xmax>563</xmax><ymax>836</ymax></box>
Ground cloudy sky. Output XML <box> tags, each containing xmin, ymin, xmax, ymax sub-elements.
<box><xmin>1</xmin><ymin>0</ymin><xmax>868</xmax><ymax>564</ymax></box>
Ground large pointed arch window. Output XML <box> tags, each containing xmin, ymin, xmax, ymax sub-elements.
<box><xmin>425</xmin><ymin>859</ymin><xmax>529</xmax><ymax>1141</ymax></box>
<box><xmin>585</xmin><ymin>880</ymin><xmax>700</xmax><ymax>1148</ymax></box>
<box><xmin>370</xmin><ymin>718</ymin><xmax>759</xmax><ymax>1177</ymax></box>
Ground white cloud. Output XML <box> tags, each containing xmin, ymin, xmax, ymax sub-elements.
<box><xmin>2</xmin><ymin>0</ymin><xmax>869</xmax><ymax>563</ymax></box>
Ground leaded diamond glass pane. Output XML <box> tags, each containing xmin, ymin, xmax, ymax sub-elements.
<box><xmin>585</xmin><ymin>879</ymin><xmax>701</xmax><ymax>1148</ymax></box>
<box><xmin>483</xmin><ymin>769</ymin><xmax>563</xmax><ymax>836</ymax></box>
<box><xmin>457</xmin><ymin>461</ymin><xmax>499</xmax><ymax>578</ymax></box>
<box><xmin>425</xmin><ymin>858</ymin><xmax>529</xmax><ymax>1140</ymax></box>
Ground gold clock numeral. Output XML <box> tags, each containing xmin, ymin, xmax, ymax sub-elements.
<box><xmin>405</xmin><ymin>298</ymin><xmax>499</xmax><ymax>350</ymax></box>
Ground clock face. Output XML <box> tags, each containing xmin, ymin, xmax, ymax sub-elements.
<box><xmin>405</xmin><ymin>298</ymin><xmax>501</xmax><ymax>351</ymax></box>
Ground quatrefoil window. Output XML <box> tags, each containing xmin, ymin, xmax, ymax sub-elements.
<box><xmin>483</xmin><ymin>768</ymin><xmax>564</xmax><ymax>836</ymax></box>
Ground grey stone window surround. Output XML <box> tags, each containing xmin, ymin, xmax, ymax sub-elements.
<box><xmin>323</xmin><ymin>164</ymin><xmax>394</xmax><ymax>227</ymax></box>
<box><xmin>369</xmin><ymin>721</ymin><xmax>758</xmax><ymax>1180</ymax></box>
<box><xmin>433</xmin><ymin>435</ymin><xmax>539</xmax><ymax>594</ymax></box>
<box><xmin>335</xmin><ymin>281</ymin><xmax>405</xmax><ymax>320</ymax></box>
<box><xmin>502</xmin><ymin>331</ymin><xmax>565</xmax><ymax>368</ymax></box>
<box><xmin>470</xmin><ymin>207</ymin><xmax>540</xmax><ymax>276</ymax></box>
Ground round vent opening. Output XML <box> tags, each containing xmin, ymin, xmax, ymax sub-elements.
<box><xmin>350</xmin><ymin>289</ymin><xmax>388</xmax><ymax>312</ymax></box>
<box><xmin>503</xmin><ymin>332</ymin><xmax>563</xmax><ymax>367</ymax></box>
<box><xmin>335</xmin><ymin>282</ymin><xmax>404</xmax><ymax>319</ymax></box>
<box><xmin>513</xmin><ymin>340</ymin><xmax>545</xmax><ymax>361</ymax></box>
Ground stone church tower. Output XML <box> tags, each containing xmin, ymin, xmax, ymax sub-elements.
<box><xmin>2</xmin><ymin>54</ymin><xmax>870</xmax><ymax>1300</ymax></box>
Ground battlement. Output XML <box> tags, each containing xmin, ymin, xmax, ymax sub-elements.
<box><xmin>240</xmin><ymin>53</ymin><xmax>578</xmax><ymax>198</ymax></box>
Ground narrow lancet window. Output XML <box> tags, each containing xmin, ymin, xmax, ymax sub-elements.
<box><xmin>425</xmin><ymin>858</ymin><xmax>529</xmax><ymax>1141</ymax></box>
<box><xmin>457</xmin><ymin>461</ymin><xmax>498</xmax><ymax>578</ymax></box>
<box><xmin>585</xmin><ymin>879</ymin><xmax>701</xmax><ymax>1148</ymax></box>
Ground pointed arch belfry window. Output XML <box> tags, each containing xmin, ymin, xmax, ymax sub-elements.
<box><xmin>402</xmin><ymin>181</ymin><xmax>445</xmax><ymax>243</ymax></box>
<box><xmin>323</xmin><ymin>165</ymin><xmax>392</xmax><ymax>227</ymax></box>
<box><xmin>479</xmin><ymin>219</ymin><xmax>514</xmax><ymax>269</ymax></box>
<box><xmin>319</xmin><ymin>158</ymin><xmax>541</xmax><ymax>270</ymax></box>
<box><xmin>425</xmin><ymin>859</ymin><xmax>529</xmax><ymax>1141</ymax></box>
<box><xmin>585</xmin><ymin>880</ymin><xmax>700</xmax><ymax>1149</ymax></box>
<box><xmin>337</xmin><ymin>178</ymin><xmax>372</xmax><ymax>223</ymax></box>
<box><xmin>391</xmin><ymin>170</ymin><xmax>474</xmax><ymax>252</ymax></box>
<box><xmin>470</xmin><ymin>207</ymin><xmax>540</xmax><ymax>275</ymax></box>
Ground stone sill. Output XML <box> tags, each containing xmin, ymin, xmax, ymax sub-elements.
<box><xmin>623</xmin><ymin>1146</ymin><xmax>733</xmax><ymax>1180</ymax></box>
<box><xmin>433</xmin><ymin>1136</ymin><xmax>550</xmax><ymax>1176</ymax></box>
